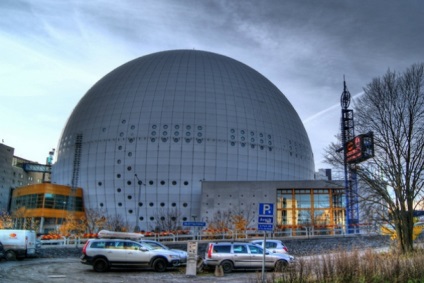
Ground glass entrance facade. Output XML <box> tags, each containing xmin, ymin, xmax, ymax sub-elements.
<box><xmin>277</xmin><ymin>188</ymin><xmax>345</xmax><ymax>235</ymax></box>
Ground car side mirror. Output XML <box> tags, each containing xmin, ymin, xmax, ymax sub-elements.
<box><xmin>140</xmin><ymin>247</ymin><xmax>148</xmax><ymax>252</ymax></box>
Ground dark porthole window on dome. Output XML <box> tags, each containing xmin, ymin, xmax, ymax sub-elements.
<box><xmin>117</xmin><ymin>159</ymin><xmax>121</xmax><ymax>164</ymax></box>
<box><xmin>117</xmin><ymin>174</ymin><xmax>121</xmax><ymax>178</ymax></box>
<box><xmin>117</xmin><ymin>188</ymin><xmax>121</xmax><ymax>193</ymax></box>
<box><xmin>150</xmin><ymin>138</ymin><xmax>156</xmax><ymax>142</ymax></box>
<box><xmin>118</xmin><ymin>202</ymin><xmax>122</xmax><ymax>207</ymax></box>
<box><xmin>138</xmin><ymin>202</ymin><xmax>143</xmax><ymax>207</ymax></box>
<box><xmin>127</xmin><ymin>195</ymin><xmax>132</xmax><ymax>200</ymax></box>
<box><xmin>160</xmin><ymin>180</ymin><xmax>165</xmax><ymax>185</ymax></box>
<box><xmin>118</xmin><ymin>145</ymin><xmax>123</xmax><ymax>150</ymax></box>
<box><xmin>121</xmin><ymin>119</ymin><xmax>126</xmax><ymax>124</ymax></box>
<box><xmin>231</xmin><ymin>142</ymin><xmax>235</xmax><ymax>146</ymax></box>
<box><xmin>184</xmin><ymin>181</ymin><xmax>189</xmax><ymax>186</ymax></box>
<box><xmin>241</xmin><ymin>136</ymin><xmax>245</xmax><ymax>141</ymax></box>
<box><xmin>128</xmin><ymin>209</ymin><xmax>133</xmax><ymax>213</ymax></box>
<box><xmin>100</xmin><ymin>203</ymin><xmax>104</xmax><ymax>207</ymax></box>
<box><xmin>174</xmin><ymin>131</ymin><xmax>179</xmax><ymax>136</ymax></box>
<box><xmin>98</xmin><ymin>182</ymin><xmax>102</xmax><ymax>186</ymax></box>
<box><xmin>149</xmin><ymin>180</ymin><xmax>154</xmax><ymax>185</ymax></box>
<box><xmin>231</xmin><ymin>135</ymin><xmax>235</xmax><ymax>140</ymax></box>
<box><xmin>152</xmin><ymin>125</ymin><xmax>157</xmax><ymax>129</ymax></box>
<box><xmin>230</xmin><ymin>129</ymin><xmax>235</xmax><ymax>133</ymax></box>
<box><xmin>130</xmin><ymin>125</ymin><xmax>135</xmax><ymax>130</ymax></box>
<box><xmin>172</xmin><ymin>202</ymin><xmax>176</xmax><ymax>207</ymax></box>
<box><xmin>163</xmin><ymin>125</ymin><xmax>168</xmax><ymax>129</ymax></box>
<box><xmin>149</xmin><ymin>202</ymin><xmax>154</xmax><ymax>207</ymax></box>
<box><xmin>185</xmin><ymin>138</ymin><xmax>190</xmax><ymax>143</ymax></box>
<box><xmin>160</xmin><ymin>202</ymin><xmax>165</xmax><ymax>207</ymax></box>
<box><xmin>183</xmin><ymin>203</ymin><xmax>188</xmax><ymax>207</ymax></box>
<box><xmin>172</xmin><ymin>181</ymin><xmax>177</xmax><ymax>185</ymax></box>
<box><xmin>251</xmin><ymin>145</ymin><xmax>255</xmax><ymax>149</ymax></box>
<box><xmin>151</xmin><ymin>131</ymin><xmax>156</xmax><ymax>136</ymax></box>
<box><xmin>173</xmin><ymin>138</ymin><xmax>179</xmax><ymax>142</ymax></box>
<box><xmin>139</xmin><ymin>216</ymin><xmax>144</xmax><ymax>221</ymax></box>
<box><xmin>185</xmin><ymin>132</ymin><xmax>191</xmax><ymax>136</ymax></box>
<box><xmin>241</xmin><ymin>130</ymin><xmax>245</xmax><ymax>135</ymax></box>
<box><xmin>161</xmin><ymin>138</ymin><xmax>167</xmax><ymax>142</ymax></box>
<box><xmin>241</xmin><ymin>143</ymin><xmax>246</xmax><ymax>147</ymax></box>
<box><xmin>150</xmin><ymin>217</ymin><xmax>154</xmax><ymax>221</ymax></box>
<box><xmin>128</xmin><ymin>152</ymin><xmax>132</xmax><ymax>157</ymax></box>
<box><xmin>127</xmin><ymin>166</ymin><xmax>132</xmax><ymax>171</ymax></box>
<box><xmin>163</xmin><ymin>131</ymin><xmax>168</xmax><ymax>136</ymax></box>
<box><xmin>175</xmin><ymin>125</ymin><xmax>180</xmax><ymax>129</ymax></box>
<box><xmin>182</xmin><ymin>217</ymin><xmax>187</xmax><ymax>221</ymax></box>
<box><xmin>186</xmin><ymin>125</ymin><xmax>191</xmax><ymax>130</ymax></box>
<box><xmin>128</xmin><ymin>138</ymin><xmax>134</xmax><ymax>143</ymax></box>
<box><xmin>120</xmin><ymin>132</ymin><xmax>124</xmax><ymax>137</ymax></box>
<box><xmin>160</xmin><ymin>216</ymin><xmax>165</xmax><ymax>221</ymax></box>
<box><xmin>197</xmin><ymin>132</ymin><xmax>202</xmax><ymax>137</ymax></box>
<box><xmin>197</xmin><ymin>139</ymin><xmax>202</xmax><ymax>143</ymax></box>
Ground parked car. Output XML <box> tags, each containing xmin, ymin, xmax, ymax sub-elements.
<box><xmin>250</xmin><ymin>239</ymin><xmax>289</xmax><ymax>254</ymax></box>
<box><xmin>80</xmin><ymin>239</ymin><xmax>181</xmax><ymax>272</ymax></box>
<box><xmin>204</xmin><ymin>242</ymin><xmax>294</xmax><ymax>273</ymax></box>
<box><xmin>0</xmin><ymin>241</ymin><xmax>5</xmax><ymax>259</ymax></box>
<box><xmin>140</xmin><ymin>239</ymin><xmax>188</xmax><ymax>265</ymax></box>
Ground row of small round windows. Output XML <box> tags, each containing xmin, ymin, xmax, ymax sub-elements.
<box><xmin>99</xmin><ymin>202</ymin><xmax>188</xmax><ymax>208</ymax></box>
<box><xmin>97</xmin><ymin>180</ymin><xmax>190</xmax><ymax>186</ymax></box>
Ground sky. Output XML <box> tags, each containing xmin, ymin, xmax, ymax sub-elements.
<box><xmin>1</xmin><ymin>0</ymin><xmax>423</xmax><ymax>170</ymax></box>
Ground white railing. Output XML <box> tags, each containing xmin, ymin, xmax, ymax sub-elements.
<box><xmin>38</xmin><ymin>225</ymin><xmax>381</xmax><ymax>246</ymax></box>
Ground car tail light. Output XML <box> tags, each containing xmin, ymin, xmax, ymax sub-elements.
<box><xmin>207</xmin><ymin>244</ymin><xmax>214</xmax><ymax>258</ymax></box>
<box><xmin>283</xmin><ymin>246</ymin><xmax>288</xmax><ymax>252</ymax></box>
<box><xmin>82</xmin><ymin>241</ymin><xmax>90</xmax><ymax>255</ymax></box>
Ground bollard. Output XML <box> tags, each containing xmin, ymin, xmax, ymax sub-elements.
<box><xmin>214</xmin><ymin>265</ymin><xmax>224</xmax><ymax>277</ymax></box>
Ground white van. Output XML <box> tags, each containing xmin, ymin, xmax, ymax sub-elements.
<box><xmin>0</xmin><ymin>229</ymin><xmax>36</xmax><ymax>260</ymax></box>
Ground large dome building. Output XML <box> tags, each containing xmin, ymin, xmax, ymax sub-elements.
<box><xmin>52</xmin><ymin>50</ymin><xmax>315</xmax><ymax>231</ymax></box>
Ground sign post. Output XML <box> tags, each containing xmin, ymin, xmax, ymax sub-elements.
<box><xmin>258</xmin><ymin>203</ymin><xmax>274</xmax><ymax>283</ymax></box>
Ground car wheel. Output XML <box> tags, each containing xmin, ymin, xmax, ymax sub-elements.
<box><xmin>220</xmin><ymin>260</ymin><xmax>234</xmax><ymax>273</ymax></box>
<box><xmin>5</xmin><ymin>251</ymin><xmax>16</xmax><ymax>261</ymax></box>
<box><xmin>153</xmin><ymin>258</ymin><xmax>167</xmax><ymax>272</ymax></box>
<box><xmin>274</xmin><ymin>260</ymin><xmax>288</xmax><ymax>272</ymax></box>
<box><xmin>93</xmin><ymin>258</ymin><xmax>109</xmax><ymax>272</ymax></box>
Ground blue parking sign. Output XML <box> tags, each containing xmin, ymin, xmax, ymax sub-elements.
<box><xmin>259</xmin><ymin>203</ymin><xmax>274</xmax><ymax>216</ymax></box>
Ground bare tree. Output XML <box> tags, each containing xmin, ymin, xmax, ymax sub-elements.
<box><xmin>84</xmin><ymin>208</ymin><xmax>107</xmax><ymax>233</ymax></box>
<box><xmin>152</xmin><ymin>208</ymin><xmax>182</xmax><ymax>232</ymax></box>
<box><xmin>104</xmin><ymin>214</ymin><xmax>129</xmax><ymax>232</ymax></box>
<box><xmin>325</xmin><ymin>63</ymin><xmax>424</xmax><ymax>253</ymax></box>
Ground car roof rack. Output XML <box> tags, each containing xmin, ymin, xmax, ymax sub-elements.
<box><xmin>97</xmin><ymin>230</ymin><xmax>144</xmax><ymax>240</ymax></box>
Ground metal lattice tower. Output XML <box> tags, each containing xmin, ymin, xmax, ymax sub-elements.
<box><xmin>340</xmin><ymin>79</ymin><xmax>359</xmax><ymax>233</ymax></box>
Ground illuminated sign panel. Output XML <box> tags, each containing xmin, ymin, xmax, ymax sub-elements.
<box><xmin>346</xmin><ymin>132</ymin><xmax>374</xmax><ymax>164</ymax></box>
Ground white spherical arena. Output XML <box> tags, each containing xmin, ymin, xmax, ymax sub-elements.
<box><xmin>52</xmin><ymin>50</ymin><xmax>314</xmax><ymax>231</ymax></box>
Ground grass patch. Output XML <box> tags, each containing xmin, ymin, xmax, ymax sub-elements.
<box><xmin>252</xmin><ymin>247</ymin><xmax>424</xmax><ymax>283</ymax></box>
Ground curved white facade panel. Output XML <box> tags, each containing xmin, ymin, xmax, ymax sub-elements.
<box><xmin>52</xmin><ymin>50</ymin><xmax>314</xmax><ymax>231</ymax></box>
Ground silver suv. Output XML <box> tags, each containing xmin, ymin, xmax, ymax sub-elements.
<box><xmin>204</xmin><ymin>242</ymin><xmax>294</xmax><ymax>273</ymax></box>
<box><xmin>81</xmin><ymin>239</ymin><xmax>181</xmax><ymax>272</ymax></box>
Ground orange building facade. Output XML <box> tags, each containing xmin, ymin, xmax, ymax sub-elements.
<box><xmin>11</xmin><ymin>183</ymin><xmax>84</xmax><ymax>233</ymax></box>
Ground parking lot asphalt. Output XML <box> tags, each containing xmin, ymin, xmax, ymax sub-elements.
<box><xmin>0</xmin><ymin>257</ymin><xmax>269</xmax><ymax>283</ymax></box>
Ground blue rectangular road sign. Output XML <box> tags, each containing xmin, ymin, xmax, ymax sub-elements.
<box><xmin>183</xmin><ymin>221</ymin><xmax>206</xmax><ymax>227</ymax></box>
<box><xmin>258</xmin><ymin>216</ymin><xmax>273</xmax><ymax>224</ymax></box>
<box><xmin>259</xmin><ymin>203</ymin><xmax>274</xmax><ymax>216</ymax></box>
<box><xmin>258</xmin><ymin>203</ymin><xmax>274</xmax><ymax>231</ymax></box>
<box><xmin>258</xmin><ymin>224</ymin><xmax>274</xmax><ymax>231</ymax></box>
